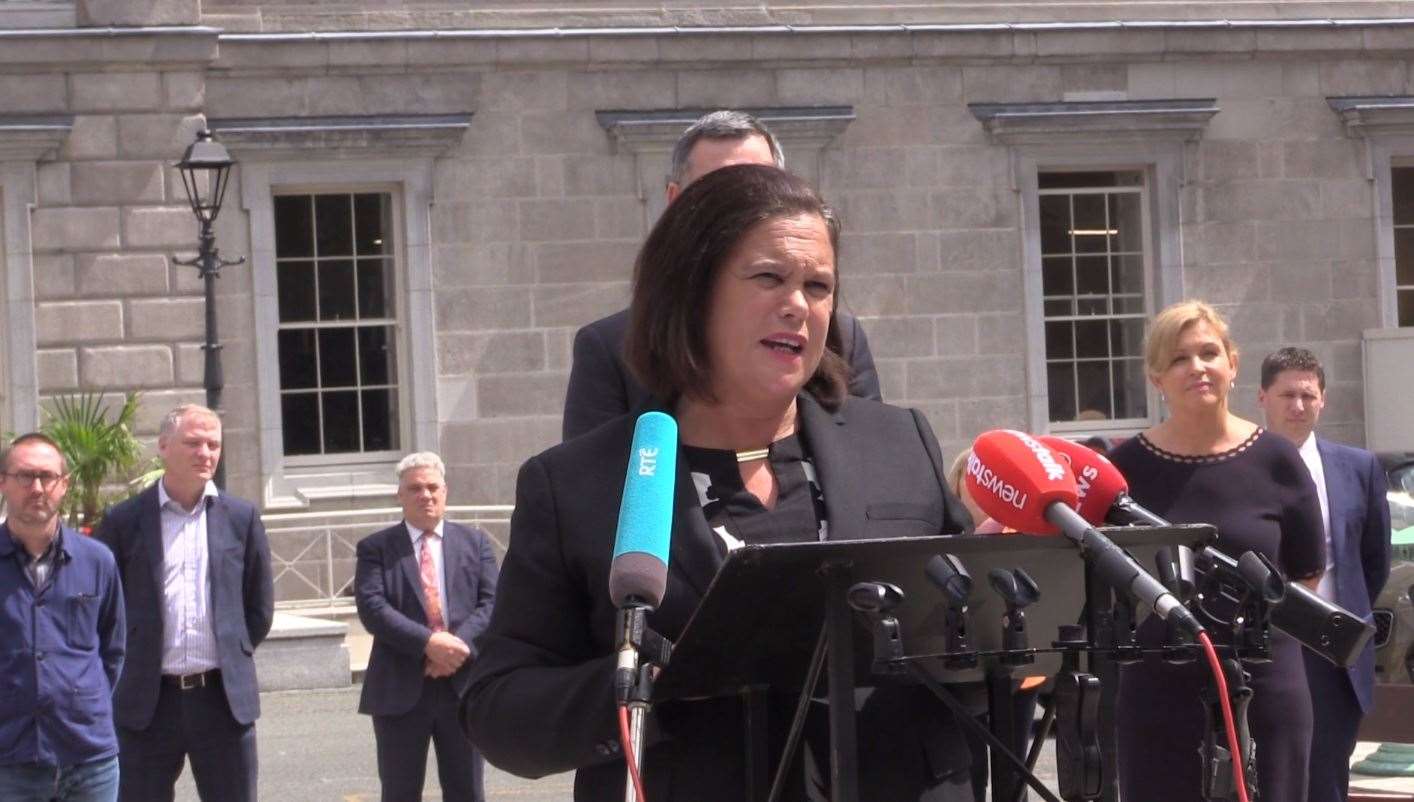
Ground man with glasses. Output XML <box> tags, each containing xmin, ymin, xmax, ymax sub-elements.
<box><xmin>0</xmin><ymin>433</ymin><xmax>126</xmax><ymax>802</ymax></box>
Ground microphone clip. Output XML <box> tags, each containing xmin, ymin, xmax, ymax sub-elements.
<box><xmin>615</xmin><ymin>603</ymin><xmax>673</xmax><ymax>704</ymax></box>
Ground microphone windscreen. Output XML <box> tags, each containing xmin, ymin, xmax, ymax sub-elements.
<box><xmin>966</xmin><ymin>430</ymin><xmax>1077</xmax><ymax>535</ymax></box>
<box><xmin>1037</xmin><ymin>435</ymin><xmax>1129</xmax><ymax>526</ymax></box>
<box><xmin>608</xmin><ymin>411</ymin><xmax>678</xmax><ymax>608</ymax></box>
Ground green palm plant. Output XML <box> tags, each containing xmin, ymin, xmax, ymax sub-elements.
<box><xmin>40</xmin><ymin>392</ymin><xmax>149</xmax><ymax>528</ymax></box>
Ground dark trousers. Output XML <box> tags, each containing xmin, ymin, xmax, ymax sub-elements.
<box><xmin>116</xmin><ymin>674</ymin><xmax>257</xmax><ymax>802</ymax></box>
<box><xmin>371</xmin><ymin>677</ymin><xmax>485</xmax><ymax>802</ymax></box>
<box><xmin>1304</xmin><ymin>650</ymin><xmax>1363</xmax><ymax>802</ymax></box>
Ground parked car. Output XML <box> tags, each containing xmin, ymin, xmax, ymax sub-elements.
<box><xmin>1373</xmin><ymin>453</ymin><xmax>1414</xmax><ymax>686</ymax></box>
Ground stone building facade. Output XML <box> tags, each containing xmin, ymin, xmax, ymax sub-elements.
<box><xmin>3</xmin><ymin>0</ymin><xmax>1413</xmax><ymax>527</ymax></box>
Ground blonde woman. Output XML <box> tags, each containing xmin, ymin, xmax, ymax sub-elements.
<box><xmin>1108</xmin><ymin>300</ymin><xmax>1324</xmax><ymax>802</ymax></box>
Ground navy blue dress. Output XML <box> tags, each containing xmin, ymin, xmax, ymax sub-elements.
<box><xmin>1109</xmin><ymin>429</ymin><xmax>1325</xmax><ymax>802</ymax></box>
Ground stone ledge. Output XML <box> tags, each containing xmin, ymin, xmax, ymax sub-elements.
<box><xmin>255</xmin><ymin>611</ymin><xmax>352</xmax><ymax>691</ymax></box>
<box><xmin>0</xmin><ymin>114</ymin><xmax>73</xmax><ymax>162</ymax></box>
<box><xmin>209</xmin><ymin>113</ymin><xmax>472</xmax><ymax>160</ymax></box>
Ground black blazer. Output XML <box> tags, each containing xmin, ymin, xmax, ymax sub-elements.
<box><xmin>561</xmin><ymin>308</ymin><xmax>882</xmax><ymax>441</ymax></box>
<box><xmin>462</xmin><ymin>394</ymin><xmax>973</xmax><ymax>800</ymax></box>
<box><xmin>354</xmin><ymin>520</ymin><xmax>499</xmax><ymax>715</ymax></box>
<box><xmin>96</xmin><ymin>484</ymin><xmax>274</xmax><ymax>729</ymax></box>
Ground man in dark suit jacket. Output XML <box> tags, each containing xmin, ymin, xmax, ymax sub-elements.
<box><xmin>95</xmin><ymin>404</ymin><xmax>274</xmax><ymax>802</ymax></box>
<box><xmin>356</xmin><ymin>451</ymin><xmax>499</xmax><ymax>802</ymax></box>
<box><xmin>561</xmin><ymin>110</ymin><xmax>880</xmax><ymax>441</ymax></box>
<box><xmin>464</xmin><ymin>394</ymin><xmax>974</xmax><ymax>799</ymax></box>
<box><xmin>1259</xmin><ymin>348</ymin><xmax>1391</xmax><ymax>802</ymax></box>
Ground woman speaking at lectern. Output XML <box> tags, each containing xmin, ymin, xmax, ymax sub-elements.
<box><xmin>461</xmin><ymin>164</ymin><xmax>975</xmax><ymax>801</ymax></box>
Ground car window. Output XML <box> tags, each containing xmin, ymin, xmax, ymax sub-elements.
<box><xmin>1391</xmin><ymin>463</ymin><xmax>1414</xmax><ymax>540</ymax></box>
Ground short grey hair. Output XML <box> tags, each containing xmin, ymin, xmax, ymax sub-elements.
<box><xmin>667</xmin><ymin>110</ymin><xmax>785</xmax><ymax>187</ymax></box>
<box><xmin>395</xmin><ymin>451</ymin><xmax>446</xmax><ymax>482</ymax></box>
<box><xmin>158</xmin><ymin>404</ymin><xmax>221</xmax><ymax>439</ymax></box>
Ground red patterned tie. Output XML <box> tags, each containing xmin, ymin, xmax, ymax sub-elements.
<box><xmin>419</xmin><ymin>532</ymin><xmax>446</xmax><ymax>632</ymax></box>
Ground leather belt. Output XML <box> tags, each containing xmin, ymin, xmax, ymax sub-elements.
<box><xmin>161</xmin><ymin>669</ymin><xmax>220</xmax><ymax>690</ymax></box>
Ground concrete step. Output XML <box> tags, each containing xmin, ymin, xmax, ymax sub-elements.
<box><xmin>255</xmin><ymin>611</ymin><xmax>352</xmax><ymax>692</ymax></box>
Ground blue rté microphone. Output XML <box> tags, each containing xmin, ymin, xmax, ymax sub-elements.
<box><xmin>608</xmin><ymin>411</ymin><xmax>678</xmax><ymax>609</ymax></box>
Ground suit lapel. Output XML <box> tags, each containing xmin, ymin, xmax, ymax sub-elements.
<box><xmin>396</xmin><ymin>524</ymin><xmax>431</xmax><ymax>621</ymax></box>
<box><xmin>440</xmin><ymin>524</ymin><xmax>466</xmax><ymax>622</ymax></box>
<box><xmin>1316</xmin><ymin>439</ymin><xmax>1348</xmax><ymax>574</ymax></box>
<box><xmin>668</xmin><ymin>452</ymin><xmax>721</xmax><ymax>600</ymax></box>
<box><xmin>797</xmin><ymin>394</ymin><xmax>866</xmax><ymax>542</ymax></box>
<box><xmin>141</xmin><ymin>485</ymin><xmax>166</xmax><ymax>593</ymax></box>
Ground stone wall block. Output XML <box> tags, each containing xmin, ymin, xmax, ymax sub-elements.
<box><xmin>77</xmin><ymin>0</ymin><xmax>198</xmax><ymax>26</ymax></box>
<box><xmin>60</xmin><ymin>116</ymin><xmax>119</xmax><ymax>161</ymax></box>
<box><xmin>974</xmin><ymin>314</ymin><xmax>1026</xmax><ymax>356</ymax></box>
<box><xmin>433</xmin><ymin>201</ymin><xmax>519</xmax><ymax>244</ymax></box>
<box><xmin>162</xmin><ymin>71</ymin><xmax>205</xmax><ymax>111</ymax></box>
<box><xmin>531</xmin><ymin>283</ymin><xmax>629</xmax><ymax>328</ymax></box>
<box><xmin>32</xmin><ymin>254</ymin><xmax>77</xmax><ymax>300</ymax></box>
<box><xmin>874</xmin><ymin>359</ymin><xmax>906</xmax><ymax>402</ymax></box>
<box><xmin>36</xmin><ymin>300</ymin><xmax>123</xmax><ymax>345</ymax></box>
<box><xmin>545</xmin><ymin>327</ymin><xmax>575</xmax><ymax>371</ymax></box>
<box><xmin>122</xmin><ymin>207</ymin><xmax>195</xmax><ymax>249</ymax></box>
<box><xmin>562</xmin><ymin>155</ymin><xmax>636</xmax><ymax>198</ymax></box>
<box><xmin>1185</xmin><ymin>261</ymin><xmax>1270</xmax><ymax>306</ymax></box>
<box><xmin>0</xmin><ymin>74</ymin><xmax>68</xmax><ymax>114</ymax></box>
<box><xmin>438</xmin><ymin>417</ymin><xmax>560</xmax><ymax>467</ymax></box>
<box><xmin>821</xmin><ymin>148</ymin><xmax>910</xmax><ymax>190</ymax></box>
<box><xmin>437</xmin><ymin>331</ymin><xmax>546</xmax><ymax>376</ymax></box>
<box><xmin>433</xmin><ymin>242</ymin><xmax>533</xmax><ymax>289</ymax></box>
<box><xmin>657</xmin><ymin>36</ymin><xmax>758</xmax><ymax>64</ymax></box>
<box><xmin>838</xmin><ymin>232</ymin><xmax>918</xmax><ymax>275</ymax></box>
<box><xmin>933</xmin><ymin>188</ymin><xmax>1011</xmax><ymax>230</ymax></box>
<box><xmin>434</xmin><ymin>158</ymin><xmax>537</xmax><ymax>201</ymax></box>
<box><xmin>175</xmin><ymin>343</ymin><xmax>204</xmax><ymax>385</ymax></box>
<box><xmin>76</xmin><ymin>253</ymin><xmax>171</xmax><ymax>297</ymax></box>
<box><xmin>1201</xmin><ymin>181</ymin><xmax>1322</xmax><ymax>222</ymax></box>
<box><xmin>435</xmin><ymin>286</ymin><xmax>533</xmax><ymax>331</ymax></box>
<box><xmin>71</xmin><ymin>72</ymin><xmax>163</xmax><ymax>113</ymax></box>
<box><xmin>534</xmin><ymin>240</ymin><xmax>635</xmax><ymax>284</ymax></box>
<box><xmin>834</xmin><ymin>190</ymin><xmax>936</xmax><ymax>233</ymax></box>
<box><xmin>1319</xmin><ymin>59</ymin><xmax>1408</xmax><ymax>96</ymax></box>
<box><xmin>862</xmin><ymin>316</ymin><xmax>935</xmax><ymax>359</ymax></box>
<box><xmin>30</xmin><ymin>207</ymin><xmax>121</xmax><ymax>251</ymax></box>
<box><xmin>205</xmin><ymin>77</ymin><xmax>306</xmax><ymax>118</ymax></box>
<box><xmin>1163</xmin><ymin>30</ymin><xmax>1258</xmax><ymax>55</ymax></box>
<box><xmin>676</xmin><ymin>69</ymin><xmax>777</xmax><ymax>108</ymax></box>
<box><xmin>907</xmin><ymin>272</ymin><xmax>1018</xmax><ymax>315</ymax></box>
<box><xmin>36</xmin><ymin>349</ymin><xmax>79</xmax><ymax>391</ymax></box>
<box><xmin>328</xmin><ymin>40</ymin><xmax>410</xmax><ymax>70</ymax></box>
<box><xmin>957</xmin><ymin>395</ymin><xmax>1027</xmax><ymax>440</ymax></box>
<box><xmin>1254</xmin><ymin>29</ymin><xmax>1364</xmax><ymax>52</ymax></box>
<box><xmin>127</xmin><ymin>297</ymin><xmax>206</xmax><ymax>340</ymax></box>
<box><xmin>962</xmin><ymin>65</ymin><xmax>1062</xmax><ymax>103</ymax></box>
<box><xmin>593</xmin><ymin>198</ymin><xmax>643</xmax><ymax>241</ymax></box>
<box><xmin>480</xmin><ymin>70</ymin><xmax>567</xmax><ymax>111</ymax></box>
<box><xmin>116</xmin><ymin>113</ymin><xmax>204</xmax><ymax>160</ymax></box>
<box><xmin>912</xmin><ymin>31</ymin><xmax>1018</xmax><ymax>59</ymax></box>
<box><xmin>72</xmin><ymin>162</ymin><xmax>165</xmax><ymax>205</ymax></box>
<box><xmin>476</xmin><ymin>372</ymin><xmax>567</xmax><ymax>418</ymax></box>
<box><xmin>518</xmin><ymin>199</ymin><xmax>597</xmax><ymax>242</ymax></box>
<box><xmin>840</xmin><ymin>105</ymin><xmax>937</xmax><ymax>148</ymax></box>
<box><xmin>843</xmin><ymin>275</ymin><xmax>909</xmax><ymax>317</ymax></box>
<box><xmin>934</xmin><ymin>229</ymin><xmax>1020</xmax><ymax>273</ymax></box>
<box><xmin>565</xmin><ymin>69</ymin><xmax>673</xmax><ymax>110</ymax></box>
<box><xmin>494</xmin><ymin>37</ymin><xmax>590</xmax><ymax>65</ymax></box>
<box><xmin>79</xmin><ymin>345</ymin><xmax>174</xmax><ymax>389</ymax></box>
<box><xmin>1301</xmin><ymin>299</ymin><xmax>1379</xmax><ymax>341</ymax></box>
<box><xmin>586</xmin><ymin>37</ymin><xmax>661</xmax><ymax>65</ymax></box>
<box><xmin>1268</xmin><ymin>260</ymin><xmax>1334</xmax><ymax>303</ymax></box>
<box><xmin>1184</xmin><ymin>221</ymin><xmax>1257</xmax><ymax>266</ymax></box>
<box><xmin>1280</xmin><ymin>140</ymin><xmax>1363</xmax><ymax>179</ymax></box>
<box><xmin>36</xmin><ymin>163</ymin><xmax>71</xmax><ymax>206</ymax></box>
<box><xmin>354</xmin><ymin>73</ymin><xmax>481</xmax><ymax>116</ymax></box>
<box><xmin>776</xmin><ymin>68</ymin><xmax>865</xmax><ymax>106</ymax></box>
<box><xmin>1255</xmin><ymin>220</ymin><xmax>1344</xmax><ymax>261</ymax></box>
<box><xmin>1322</xmin><ymin>180</ymin><xmax>1374</xmax><ymax>220</ymax></box>
<box><xmin>520</xmin><ymin>111</ymin><xmax>609</xmax><ymax>156</ymax></box>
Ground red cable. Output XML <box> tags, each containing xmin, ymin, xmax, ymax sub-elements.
<box><xmin>618</xmin><ymin>703</ymin><xmax>648</xmax><ymax>802</ymax></box>
<box><xmin>1197</xmin><ymin>631</ymin><xmax>1251</xmax><ymax>802</ymax></box>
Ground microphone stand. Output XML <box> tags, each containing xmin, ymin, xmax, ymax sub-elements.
<box><xmin>615</xmin><ymin>602</ymin><xmax>672</xmax><ymax>802</ymax></box>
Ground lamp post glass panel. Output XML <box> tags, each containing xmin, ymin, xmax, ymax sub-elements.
<box><xmin>175</xmin><ymin>129</ymin><xmax>242</xmax><ymax>488</ymax></box>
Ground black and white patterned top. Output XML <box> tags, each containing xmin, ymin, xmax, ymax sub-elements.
<box><xmin>681</xmin><ymin>433</ymin><xmax>829</xmax><ymax>556</ymax></box>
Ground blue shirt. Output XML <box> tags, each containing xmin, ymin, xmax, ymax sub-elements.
<box><xmin>0</xmin><ymin>523</ymin><xmax>125</xmax><ymax>768</ymax></box>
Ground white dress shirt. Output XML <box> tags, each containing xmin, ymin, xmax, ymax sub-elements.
<box><xmin>1296</xmin><ymin>433</ymin><xmax>1336</xmax><ymax>602</ymax></box>
<box><xmin>158</xmin><ymin>478</ymin><xmax>221</xmax><ymax>675</ymax></box>
<box><xmin>406</xmin><ymin>519</ymin><xmax>448</xmax><ymax>625</ymax></box>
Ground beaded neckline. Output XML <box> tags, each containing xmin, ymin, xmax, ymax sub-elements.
<box><xmin>1136</xmin><ymin>428</ymin><xmax>1263</xmax><ymax>465</ymax></box>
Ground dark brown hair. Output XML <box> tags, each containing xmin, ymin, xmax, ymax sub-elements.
<box><xmin>1260</xmin><ymin>346</ymin><xmax>1325</xmax><ymax>390</ymax></box>
<box><xmin>624</xmin><ymin>164</ymin><xmax>848</xmax><ymax>409</ymax></box>
<box><xmin>2</xmin><ymin>432</ymin><xmax>68</xmax><ymax>474</ymax></box>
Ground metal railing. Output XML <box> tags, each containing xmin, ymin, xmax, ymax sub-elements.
<box><xmin>262</xmin><ymin>504</ymin><xmax>513</xmax><ymax>608</ymax></box>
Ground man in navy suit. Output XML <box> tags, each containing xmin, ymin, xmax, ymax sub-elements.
<box><xmin>356</xmin><ymin>452</ymin><xmax>499</xmax><ymax>802</ymax></box>
<box><xmin>561</xmin><ymin>110</ymin><xmax>880</xmax><ymax>441</ymax></box>
<box><xmin>1259</xmin><ymin>347</ymin><xmax>1391</xmax><ymax>802</ymax></box>
<box><xmin>95</xmin><ymin>404</ymin><xmax>274</xmax><ymax>802</ymax></box>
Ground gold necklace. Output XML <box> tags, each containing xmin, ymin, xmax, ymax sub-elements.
<box><xmin>735</xmin><ymin>447</ymin><xmax>770</xmax><ymax>463</ymax></box>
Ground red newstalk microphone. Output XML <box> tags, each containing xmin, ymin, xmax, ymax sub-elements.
<box><xmin>967</xmin><ymin>430</ymin><xmax>1204</xmax><ymax>637</ymax></box>
<box><xmin>1035</xmin><ymin>436</ymin><xmax>1137</xmax><ymax>527</ymax></box>
<box><xmin>965</xmin><ymin>429</ymin><xmax>1077</xmax><ymax>535</ymax></box>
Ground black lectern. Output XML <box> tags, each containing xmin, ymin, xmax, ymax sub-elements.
<box><xmin>653</xmin><ymin>526</ymin><xmax>1217</xmax><ymax>802</ymax></box>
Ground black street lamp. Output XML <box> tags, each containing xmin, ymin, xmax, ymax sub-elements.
<box><xmin>175</xmin><ymin>129</ymin><xmax>243</xmax><ymax>489</ymax></box>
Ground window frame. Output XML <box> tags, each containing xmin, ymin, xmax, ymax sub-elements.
<box><xmin>270</xmin><ymin>187</ymin><xmax>405</xmax><ymax>464</ymax></box>
<box><xmin>1371</xmin><ymin>139</ymin><xmax>1414</xmax><ymax>328</ymax></box>
<box><xmin>1015</xmin><ymin>143</ymin><xmax>1187</xmax><ymax>437</ymax></box>
<box><xmin>241</xmin><ymin>160</ymin><xmax>439</xmax><ymax>509</ymax></box>
<box><xmin>1</xmin><ymin>160</ymin><xmax>47</xmax><ymax>435</ymax></box>
<box><xmin>1036</xmin><ymin>172</ymin><xmax>1153</xmax><ymax>430</ymax></box>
